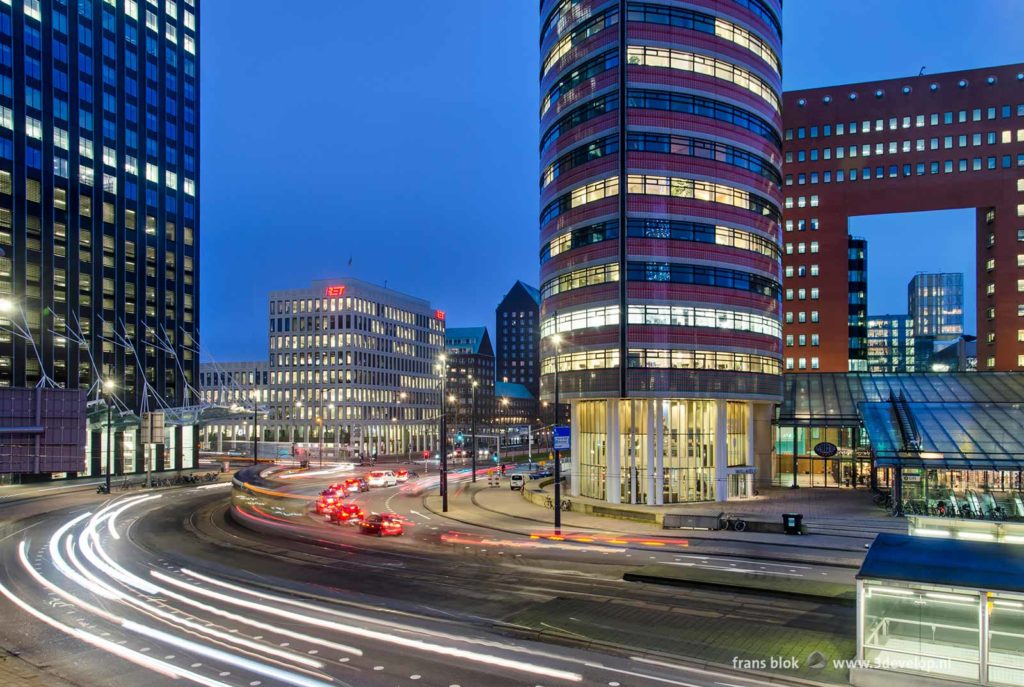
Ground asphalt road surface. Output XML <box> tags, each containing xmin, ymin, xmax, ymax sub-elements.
<box><xmin>0</xmin><ymin>466</ymin><xmax>855</xmax><ymax>687</ymax></box>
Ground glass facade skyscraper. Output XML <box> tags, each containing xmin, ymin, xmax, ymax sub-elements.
<box><xmin>908</xmin><ymin>272</ymin><xmax>964</xmax><ymax>341</ymax></box>
<box><xmin>0</xmin><ymin>0</ymin><xmax>199</xmax><ymax>411</ymax></box>
<box><xmin>539</xmin><ymin>0</ymin><xmax>783</xmax><ymax>503</ymax></box>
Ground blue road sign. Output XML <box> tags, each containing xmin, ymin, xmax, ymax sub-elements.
<box><xmin>553</xmin><ymin>425</ymin><xmax>570</xmax><ymax>451</ymax></box>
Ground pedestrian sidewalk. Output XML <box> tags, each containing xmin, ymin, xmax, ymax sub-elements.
<box><xmin>0</xmin><ymin>650</ymin><xmax>79</xmax><ymax>687</ymax></box>
<box><xmin>423</xmin><ymin>478</ymin><xmax>876</xmax><ymax>565</ymax></box>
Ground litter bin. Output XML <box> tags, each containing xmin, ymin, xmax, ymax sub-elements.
<box><xmin>782</xmin><ymin>513</ymin><xmax>803</xmax><ymax>535</ymax></box>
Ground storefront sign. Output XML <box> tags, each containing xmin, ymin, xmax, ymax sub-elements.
<box><xmin>728</xmin><ymin>466</ymin><xmax>757</xmax><ymax>475</ymax></box>
<box><xmin>813</xmin><ymin>441</ymin><xmax>838</xmax><ymax>458</ymax></box>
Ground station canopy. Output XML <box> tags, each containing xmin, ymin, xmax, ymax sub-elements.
<box><xmin>778</xmin><ymin>372</ymin><xmax>1024</xmax><ymax>425</ymax></box>
<box><xmin>779</xmin><ymin>372</ymin><xmax>1024</xmax><ymax>469</ymax></box>
<box><xmin>861</xmin><ymin>401</ymin><xmax>1024</xmax><ymax>469</ymax></box>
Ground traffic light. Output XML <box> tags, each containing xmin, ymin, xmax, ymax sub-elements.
<box><xmin>422</xmin><ymin>450</ymin><xmax>430</xmax><ymax>459</ymax></box>
<box><xmin>456</xmin><ymin>432</ymin><xmax>464</xmax><ymax>444</ymax></box>
<box><xmin>491</xmin><ymin>453</ymin><xmax>499</xmax><ymax>463</ymax></box>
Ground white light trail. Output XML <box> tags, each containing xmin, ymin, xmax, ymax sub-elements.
<box><xmin>158</xmin><ymin>570</ymin><xmax>583</xmax><ymax>682</ymax></box>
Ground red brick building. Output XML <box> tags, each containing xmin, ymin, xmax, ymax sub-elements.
<box><xmin>782</xmin><ymin>64</ymin><xmax>1024</xmax><ymax>372</ymax></box>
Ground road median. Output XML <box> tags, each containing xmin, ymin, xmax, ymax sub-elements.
<box><xmin>623</xmin><ymin>563</ymin><xmax>856</xmax><ymax>604</ymax></box>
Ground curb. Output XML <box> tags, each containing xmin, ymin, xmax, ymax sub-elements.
<box><xmin>621</xmin><ymin>571</ymin><xmax>857</xmax><ymax>605</ymax></box>
<box><xmin>422</xmin><ymin>489</ymin><xmax>864</xmax><ymax>569</ymax></box>
<box><xmin>491</xmin><ymin>621</ymin><xmax>845</xmax><ymax>687</ymax></box>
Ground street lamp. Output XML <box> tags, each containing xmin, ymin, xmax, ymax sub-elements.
<box><xmin>397</xmin><ymin>392</ymin><xmax>408</xmax><ymax>461</ymax></box>
<box><xmin>103</xmin><ymin>379</ymin><xmax>115</xmax><ymax>495</ymax></box>
<box><xmin>294</xmin><ymin>400</ymin><xmax>303</xmax><ymax>463</ymax></box>
<box><xmin>251</xmin><ymin>385</ymin><xmax>259</xmax><ymax>466</ymax></box>
<box><xmin>550</xmin><ymin>333</ymin><xmax>563</xmax><ymax>534</ymax></box>
<box><xmin>470</xmin><ymin>379</ymin><xmax>479</xmax><ymax>483</ymax></box>
<box><xmin>437</xmin><ymin>354</ymin><xmax>449</xmax><ymax>512</ymax></box>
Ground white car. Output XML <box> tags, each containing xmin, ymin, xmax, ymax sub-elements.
<box><xmin>367</xmin><ymin>470</ymin><xmax>398</xmax><ymax>488</ymax></box>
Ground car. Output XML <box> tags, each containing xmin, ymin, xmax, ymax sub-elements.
<box><xmin>314</xmin><ymin>492</ymin><xmax>342</xmax><ymax>515</ymax></box>
<box><xmin>340</xmin><ymin>478</ymin><xmax>362</xmax><ymax>493</ymax></box>
<box><xmin>395</xmin><ymin>469</ymin><xmax>409</xmax><ymax>483</ymax></box>
<box><xmin>359</xmin><ymin>513</ymin><xmax>403</xmax><ymax>536</ymax></box>
<box><xmin>509</xmin><ymin>474</ymin><xmax>525</xmax><ymax>491</ymax></box>
<box><xmin>355</xmin><ymin>477</ymin><xmax>370</xmax><ymax>492</ymax></box>
<box><xmin>330</xmin><ymin>502</ymin><xmax>365</xmax><ymax>524</ymax></box>
<box><xmin>366</xmin><ymin>470</ymin><xmax>398</xmax><ymax>488</ymax></box>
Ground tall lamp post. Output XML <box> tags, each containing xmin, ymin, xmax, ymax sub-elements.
<box><xmin>437</xmin><ymin>355</ymin><xmax>449</xmax><ymax>512</ymax></box>
<box><xmin>470</xmin><ymin>378</ymin><xmax>478</xmax><ymax>482</ymax></box>
<box><xmin>251</xmin><ymin>387</ymin><xmax>259</xmax><ymax>466</ymax></box>
<box><xmin>103</xmin><ymin>379</ymin><xmax>115</xmax><ymax>494</ymax></box>
<box><xmin>550</xmin><ymin>333</ymin><xmax>563</xmax><ymax>534</ymax></box>
<box><xmin>294</xmin><ymin>400</ymin><xmax>303</xmax><ymax>464</ymax></box>
<box><xmin>397</xmin><ymin>391</ymin><xmax>408</xmax><ymax>461</ymax></box>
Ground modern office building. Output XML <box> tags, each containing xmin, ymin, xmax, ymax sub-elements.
<box><xmin>539</xmin><ymin>0</ymin><xmax>783</xmax><ymax>503</ymax></box>
<box><xmin>495</xmin><ymin>281</ymin><xmax>541</xmax><ymax>396</ymax></box>
<box><xmin>495</xmin><ymin>380</ymin><xmax>537</xmax><ymax>427</ymax></box>
<box><xmin>782</xmin><ymin>63</ymin><xmax>1024</xmax><ymax>372</ymax></box>
<box><xmin>908</xmin><ymin>272</ymin><xmax>964</xmax><ymax>341</ymax></box>
<box><xmin>866</xmin><ymin>314</ymin><xmax>915</xmax><ymax>372</ymax></box>
<box><xmin>263</xmin><ymin>278</ymin><xmax>445</xmax><ymax>458</ymax></box>
<box><xmin>197</xmin><ymin>361</ymin><xmax>267</xmax><ymax>451</ymax></box>
<box><xmin>445</xmin><ymin>327</ymin><xmax>496</xmax><ymax>433</ymax></box>
<box><xmin>0</xmin><ymin>1</ymin><xmax>199</xmax><ymax>476</ymax></box>
<box><xmin>0</xmin><ymin>0</ymin><xmax>199</xmax><ymax>402</ymax></box>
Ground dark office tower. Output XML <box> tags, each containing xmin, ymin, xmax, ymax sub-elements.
<box><xmin>495</xmin><ymin>280</ymin><xmax>540</xmax><ymax>396</ymax></box>
<box><xmin>539</xmin><ymin>0</ymin><xmax>783</xmax><ymax>504</ymax></box>
<box><xmin>847</xmin><ymin>236</ymin><xmax>868</xmax><ymax>370</ymax></box>
<box><xmin>782</xmin><ymin>64</ymin><xmax>1024</xmax><ymax>372</ymax></box>
<box><xmin>908</xmin><ymin>272</ymin><xmax>964</xmax><ymax>341</ymax></box>
<box><xmin>445</xmin><ymin>327</ymin><xmax>496</xmax><ymax>431</ymax></box>
<box><xmin>0</xmin><ymin>0</ymin><xmax>199</xmax><ymax>409</ymax></box>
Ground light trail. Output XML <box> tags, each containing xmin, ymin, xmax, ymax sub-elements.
<box><xmin>158</xmin><ymin>569</ymin><xmax>584</xmax><ymax>682</ymax></box>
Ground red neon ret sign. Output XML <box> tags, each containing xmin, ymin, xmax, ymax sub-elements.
<box><xmin>325</xmin><ymin>285</ymin><xmax>346</xmax><ymax>297</ymax></box>
<box><xmin>434</xmin><ymin>310</ymin><xmax>446</xmax><ymax>320</ymax></box>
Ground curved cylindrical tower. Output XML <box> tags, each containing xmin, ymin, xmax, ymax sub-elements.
<box><xmin>539</xmin><ymin>0</ymin><xmax>783</xmax><ymax>504</ymax></box>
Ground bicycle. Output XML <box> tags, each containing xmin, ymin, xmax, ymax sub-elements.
<box><xmin>721</xmin><ymin>513</ymin><xmax>747</xmax><ymax>532</ymax></box>
<box><xmin>544</xmin><ymin>496</ymin><xmax>554</xmax><ymax>509</ymax></box>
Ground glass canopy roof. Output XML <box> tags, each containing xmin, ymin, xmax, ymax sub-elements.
<box><xmin>779</xmin><ymin>372</ymin><xmax>1024</xmax><ymax>425</ymax></box>
<box><xmin>861</xmin><ymin>401</ymin><xmax>1024</xmax><ymax>469</ymax></box>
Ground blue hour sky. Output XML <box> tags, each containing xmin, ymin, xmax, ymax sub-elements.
<box><xmin>199</xmin><ymin>0</ymin><xmax>1024</xmax><ymax>361</ymax></box>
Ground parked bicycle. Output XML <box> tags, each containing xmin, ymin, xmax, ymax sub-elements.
<box><xmin>720</xmin><ymin>513</ymin><xmax>748</xmax><ymax>532</ymax></box>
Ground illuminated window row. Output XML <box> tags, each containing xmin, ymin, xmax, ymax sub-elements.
<box><xmin>540</xmin><ymin>176</ymin><xmax>619</xmax><ymax>226</ymax></box>
<box><xmin>541</xmin><ymin>173</ymin><xmax>779</xmax><ymax>227</ymax></box>
<box><xmin>541</xmin><ymin>6</ymin><xmax>618</xmax><ymax>77</ymax></box>
<box><xmin>541</xmin><ymin>220</ymin><xmax>618</xmax><ymax>263</ymax></box>
<box><xmin>539</xmin><ymin>216</ymin><xmax>780</xmax><ymax>265</ymax></box>
<box><xmin>626</xmin><ymin>45</ymin><xmax>780</xmax><ymax>113</ymax></box>
<box><xmin>541</xmin><ymin>49</ymin><xmax>619</xmax><ymax>117</ymax></box>
<box><xmin>628</xmin><ymin>218</ymin><xmax>780</xmax><ymax>261</ymax></box>
<box><xmin>541</xmin><ymin>304</ymin><xmax>782</xmax><ymax>338</ymax></box>
<box><xmin>626</xmin><ymin>174</ymin><xmax>780</xmax><ymax>221</ymax></box>
<box><xmin>542</xmin><ymin>348</ymin><xmax>781</xmax><ymax>374</ymax></box>
<box><xmin>626</xmin><ymin>3</ymin><xmax>780</xmax><ymax>74</ymax></box>
<box><xmin>540</xmin><ymin>262</ymin><xmax>619</xmax><ymax>299</ymax></box>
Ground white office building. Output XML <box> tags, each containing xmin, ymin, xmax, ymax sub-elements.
<box><xmin>201</xmin><ymin>278</ymin><xmax>445</xmax><ymax>458</ymax></box>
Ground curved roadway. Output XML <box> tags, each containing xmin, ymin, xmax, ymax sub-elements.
<box><xmin>0</xmin><ymin>466</ymin><xmax>856</xmax><ymax>687</ymax></box>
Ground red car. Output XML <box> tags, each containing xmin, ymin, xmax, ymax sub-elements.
<box><xmin>314</xmin><ymin>492</ymin><xmax>342</xmax><ymax>515</ymax></box>
<box><xmin>395</xmin><ymin>469</ymin><xmax>409</xmax><ymax>483</ymax></box>
<box><xmin>330</xmin><ymin>502</ymin><xmax>365</xmax><ymax>524</ymax></box>
<box><xmin>359</xmin><ymin>513</ymin><xmax>404</xmax><ymax>537</ymax></box>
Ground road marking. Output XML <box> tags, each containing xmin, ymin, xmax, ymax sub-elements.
<box><xmin>409</xmin><ymin>510</ymin><xmax>431</xmax><ymax>520</ymax></box>
<box><xmin>584</xmin><ymin>663</ymin><xmax>702</xmax><ymax>687</ymax></box>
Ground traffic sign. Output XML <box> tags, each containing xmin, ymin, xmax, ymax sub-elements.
<box><xmin>553</xmin><ymin>425</ymin><xmax>570</xmax><ymax>450</ymax></box>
